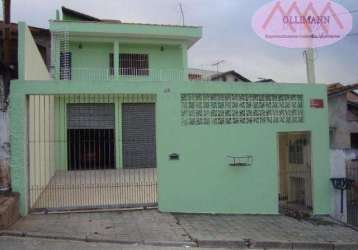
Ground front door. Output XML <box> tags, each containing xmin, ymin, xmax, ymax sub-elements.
<box><xmin>122</xmin><ymin>103</ymin><xmax>156</xmax><ymax>169</ymax></box>
<box><xmin>278</xmin><ymin>132</ymin><xmax>312</xmax><ymax>210</ymax></box>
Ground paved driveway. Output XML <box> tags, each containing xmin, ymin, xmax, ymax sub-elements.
<box><xmin>6</xmin><ymin>210</ymin><xmax>191</xmax><ymax>246</ymax></box>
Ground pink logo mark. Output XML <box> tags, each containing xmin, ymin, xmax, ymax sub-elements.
<box><xmin>252</xmin><ymin>0</ymin><xmax>353</xmax><ymax>48</ymax></box>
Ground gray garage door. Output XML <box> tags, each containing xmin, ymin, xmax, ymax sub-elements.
<box><xmin>67</xmin><ymin>104</ymin><xmax>115</xmax><ymax>129</ymax></box>
<box><xmin>122</xmin><ymin>103</ymin><xmax>156</xmax><ymax>168</ymax></box>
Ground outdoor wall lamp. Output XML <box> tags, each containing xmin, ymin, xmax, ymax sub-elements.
<box><xmin>160</xmin><ymin>45</ymin><xmax>164</xmax><ymax>52</ymax></box>
<box><xmin>227</xmin><ymin>155</ymin><xmax>253</xmax><ymax>167</ymax></box>
<box><xmin>78</xmin><ymin>43</ymin><xmax>83</xmax><ymax>49</ymax></box>
<box><xmin>330</xmin><ymin>178</ymin><xmax>354</xmax><ymax>214</ymax></box>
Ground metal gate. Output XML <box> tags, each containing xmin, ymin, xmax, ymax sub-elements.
<box><xmin>28</xmin><ymin>95</ymin><xmax>157</xmax><ymax>212</ymax></box>
<box><xmin>347</xmin><ymin>160</ymin><xmax>358</xmax><ymax>226</ymax></box>
<box><xmin>67</xmin><ymin>104</ymin><xmax>115</xmax><ymax>170</ymax></box>
<box><xmin>122</xmin><ymin>103</ymin><xmax>156</xmax><ymax>169</ymax></box>
<box><xmin>278</xmin><ymin>132</ymin><xmax>312</xmax><ymax>214</ymax></box>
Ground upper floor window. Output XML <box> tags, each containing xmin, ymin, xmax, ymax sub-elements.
<box><xmin>110</xmin><ymin>53</ymin><xmax>149</xmax><ymax>76</ymax></box>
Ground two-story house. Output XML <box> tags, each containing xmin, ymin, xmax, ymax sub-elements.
<box><xmin>10</xmin><ymin>7</ymin><xmax>331</xmax><ymax>217</ymax></box>
<box><xmin>328</xmin><ymin>82</ymin><xmax>358</xmax><ymax>226</ymax></box>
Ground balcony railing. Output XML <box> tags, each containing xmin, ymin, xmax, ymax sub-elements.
<box><xmin>50</xmin><ymin>67</ymin><xmax>223</xmax><ymax>82</ymax></box>
<box><xmin>51</xmin><ymin>67</ymin><xmax>197</xmax><ymax>82</ymax></box>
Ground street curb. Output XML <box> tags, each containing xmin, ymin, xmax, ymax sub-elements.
<box><xmin>0</xmin><ymin>231</ymin><xmax>196</xmax><ymax>248</ymax></box>
<box><xmin>196</xmin><ymin>239</ymin><xmax>358</xmax><ymax>249</ymax></box>
<box><xmin>2</xmin><ymin>231</ymin><xmax>358</xmax><ymax>249</ymax></box>
<box><xmin>196</xmin><ymin>239</ymin><xmax>248</xmax><ymax>248</ymax></box>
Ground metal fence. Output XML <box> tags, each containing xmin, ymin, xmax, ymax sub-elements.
<box><xmin>28</xmin><ymin>94</ymin><xmax>157</xmax><ymax>212</ymax></box>
<box><xmin>346</xmin><ymin>160</ymin><xmax>358</xmax><ymax>226</ymax></box>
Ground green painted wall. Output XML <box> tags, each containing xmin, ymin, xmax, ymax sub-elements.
<box><xmin>9</xmin><ymin>80</ymin><xmax>330</xmax><ymax>216</ymax></box>
<box><xmin>70</xmin><ymin>42</ymin><xmax>112</xmax><ymax>79</ymax></box>
<box><xmin>155</xmin><ymin>83</ymin><xmax>330</xmax><ymax>215</ymax></box>
<box><xmin>68</xmin><ymin>41</ymin><xmax>184</xmax><ymax>80</ymax></box>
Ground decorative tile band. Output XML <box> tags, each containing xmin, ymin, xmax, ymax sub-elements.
<box><xmin>181</xmin><ymin>94</ymin><xmax>304</xmax><ymax>125</ymax></box>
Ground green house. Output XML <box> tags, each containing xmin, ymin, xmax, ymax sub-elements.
<box><xmin>10</xmin><ymin>8</ymin><xmax>330</xmax><ymax>216</ymax></box>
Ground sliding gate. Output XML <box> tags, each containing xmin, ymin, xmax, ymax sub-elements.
<box><xmin>28</xmin><ymin>95</ymin><xmax>157</xmax><ymax>212</ymax></box>
<box><xmin>347</xmin><ymin>160</ymin><xmax>358</xmax><ymax>226</ymax></box>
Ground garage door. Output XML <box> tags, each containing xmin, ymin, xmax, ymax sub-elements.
<box><xmin>67</xmin><ymin>103</ymin><xmax>115</xmax><ymax>129</ymax></box>
<box><xmin>122</xmin><ymin>103</ymin><xmax>156</xmax><ymax>168</ymax></box>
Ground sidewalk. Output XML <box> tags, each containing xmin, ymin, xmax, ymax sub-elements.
<box><xmin>1</xmin><ymin>209</ymin><xmax>358</xmax><ymax>249</ymax></box>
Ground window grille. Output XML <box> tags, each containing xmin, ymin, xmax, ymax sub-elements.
<box><xmin>109</xmin><ymin>53</ymin><xmax>149</xmax><ymax>76</ymax></box>
<box><xmin>60</xmin><ymin>52</ymin><xmax>72</xmax><ymax>80</ymax></box>
<box><xmin>120</xmin><ymin>54</ymin><xmax>149</xmax><ymax>76</ymax></box>
<box><xmin>51</xmin><ymin>31</ymin><xmax>70</xmax><ymax>80</ymax></box>
<box><xmin>181</xmin><ymin>94</ymin><xmax>304</xmax><ymax>126</ymax></box>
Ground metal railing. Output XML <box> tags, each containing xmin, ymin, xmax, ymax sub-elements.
<box><xmin>51</xmin><ymin>67</ymin><xmax>193</xmax><ymax>82</ymax></box>
<box><xmin>50</xmin><ymin>67</ymin><xmax>233</xmax><ymax>82</ymax></box>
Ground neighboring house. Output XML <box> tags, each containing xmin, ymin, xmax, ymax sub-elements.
<box><xmin>210</xmin><ymin>70</ymin><xmax>250</xmax><ymax>82</ymax></box>
<box><xmin>0</xmin><ymin>22</ymin><xmax>50</xmax><ymax>192</ymax></box>
<box><xmin>0</xmin><ymin>21</ymin><xmax>51</xmax><ymax>103</ymax></box>
<box><xmin>188</xmin><ymin>68</ymin><xmax>250</xmax><ymax>82</ymax></box>
<box><xmin>188</xmin><ymin>68</ymin><xmax>217</xmax><ymax>81</ymax></box>
<box><xmin>328</xmin><ymin>82</ymin><xmax>358</xmax><ymax>226</ymax></box>
<box><xmin>328</xmin><ymin>83</ymin><xmax>358</xmax><ymax>149</ymax></box>
<box><xmin>10</xmin><ymin>7</ymin><xmax>330</xmax><ymax>217</ymax></box>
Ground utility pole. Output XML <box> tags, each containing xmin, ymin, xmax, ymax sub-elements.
<box><xmin>179</xmin><ymin>3</ymin><xmax>185</xmax><ymax>26</ymax></box>
<box><xmin>0</xmin><ymin>0</ymin><xmax>11</xmax><ymax>193</ymax></box>
<box><xmin>304</xmin><ymin>48</ymin><xmax>316</xmax><ymax>84</ymax></box>
<box><xmin>2</xmin><ymin>0</ymin><xmax>11</xmax><ymax>109</ymax></box>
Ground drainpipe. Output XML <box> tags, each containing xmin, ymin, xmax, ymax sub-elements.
<box><xmin>2</xmin><ymin>0</ymin><xmax>11</xmax><ymax>107</ymax></box>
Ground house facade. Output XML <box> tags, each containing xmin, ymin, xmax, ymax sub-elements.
<box><xmin>328</xmin><ymin>83</ymin><xmax>358</xmax><ymax>149</ymax></box>
<box><xmin>328</xmin><ymin>83</ymin><xmax>358</xmax><ymax>226</ymax></box>
<box><xmin>10</xmin><ymin>9</ymin><xmax>330</xmax><ymax>216</ymax></box>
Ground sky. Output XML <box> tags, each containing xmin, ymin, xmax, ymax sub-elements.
<box><xmin>2</xmin><ymin>0</ymin><xmax>358</xmax><ymax>84</ymax></box>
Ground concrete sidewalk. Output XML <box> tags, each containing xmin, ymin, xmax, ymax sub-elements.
<box><xmin>175</xmin><ymin>213</ymin><xmax>358</xmax><ymax>249</ymax></box>
<box><xmin>2</xmin><ymin>209</ymin><xmax>358</xmax><ymax>249</ymax></box>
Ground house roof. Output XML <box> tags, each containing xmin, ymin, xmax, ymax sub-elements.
<box><xmin>255</xmin><ymin>78</ymin><xmax>276</xmax><ymax>83</ymax></box>
<box><xmin>0</xmin><ymin>21</ymin><xmax>49</xmax><ymax>35</ymax></box>
<box><xmin>60</xmin><ymin>6</ymin><xmax>200</xmax><ymax>28</ymax></box>
<box><xmin>54</xmin><ymin>7</ymin><xmax>202</xmax><ymax>48</ymax></box>
<box><xmin>210</xmin><ymin>70</ymin><xmax>251</xmax><ymax>82</ymax></box>
<box><xmin>327</xmin><ymin>83</ymin><xmax>358</xmax><ymax>97</ymax></box>
<box><xmin>61</xmin><ymin>6</ymin><xmax>102</xmax><ymax>22</ymax></box>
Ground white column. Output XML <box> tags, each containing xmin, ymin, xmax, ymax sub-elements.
<box><xmin>113</xmin><ymin>41</ymin><xmax>119</xmax><ymax>78</ymax></box>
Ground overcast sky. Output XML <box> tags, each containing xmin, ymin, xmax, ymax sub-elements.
<box><xmin>2</xmin><ymin>0</ymin><xmax>358</xmax><ymax>84</ymax></box>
